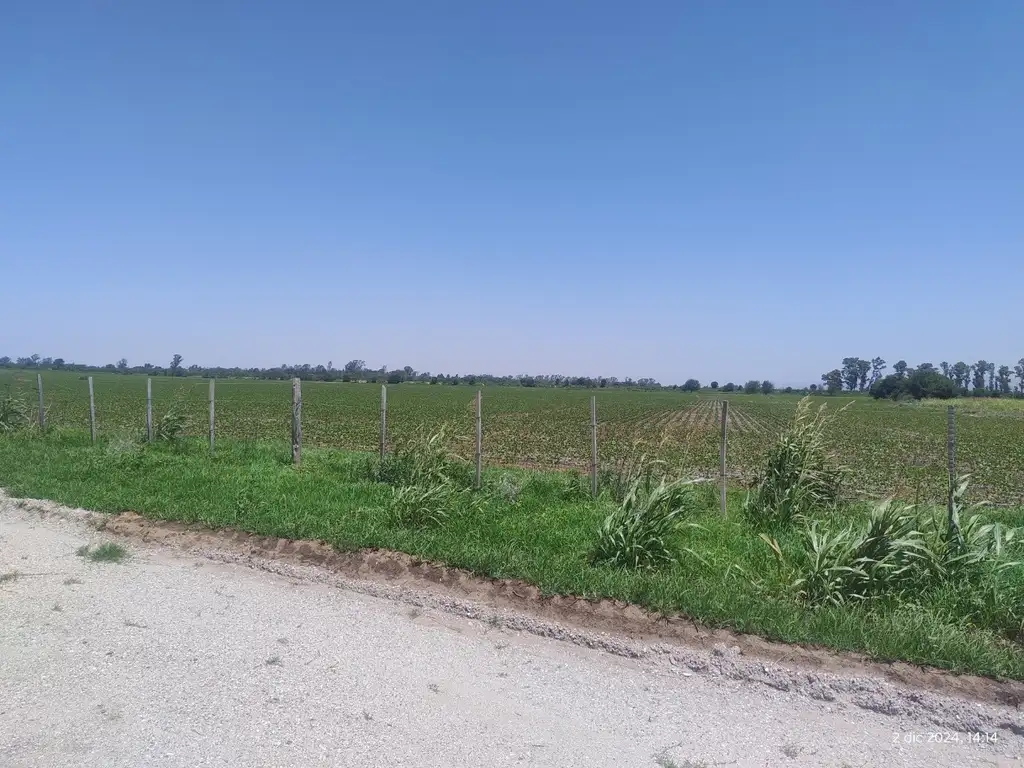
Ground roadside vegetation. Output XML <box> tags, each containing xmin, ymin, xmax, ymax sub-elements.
<box><xmin>0</xmin><ymin>388</ymin><xmax>33</xmax><ymax>433</ymax></box>
<box><xmin>5</xmin><ymin>371</ymin><xmax>1024</xmax><ymax>504</ymax></box>
<box><xmin>0</xmin><ymin>398</ymin><xmax>1022</xmax><ymax>680</ymax></box>
<box><xmin>76</xmin><ymin>542</ymin><xmax>130</xmax><ymax>563</ymax></box>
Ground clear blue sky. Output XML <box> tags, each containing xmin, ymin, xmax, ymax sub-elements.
<box><xmin>3</xmin><ymin>2</ymin><xmax>1022</xmax><ymax>386</ymax></box>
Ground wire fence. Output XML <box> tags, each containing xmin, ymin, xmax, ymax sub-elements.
<box><xmin>4</xmin><ymin>370</ymin><xmax>1024</xmax><ymax>506</ymax></box>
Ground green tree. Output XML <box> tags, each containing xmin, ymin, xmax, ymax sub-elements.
<box><xmin>170</xmin><ymin>354</ymin><xmax>183</xmax><ymax>376</ymax></box>
<box><xmin>856</xmin><ymin>359</ymin><xmax>871</xmax><ymax>390</ymax></box>
<box><xmin>1016</xmin><ymin>359</ymin><xmax>1024</xmax><ymax>394</ymax></box>
<box><xmin>972</xmin><ymin>360</ymin><xmax>989</xmax><ymax>391</ymax></box>
<box><xmin>116</xmin><ymin>358</ymin><xmax>128</xmax><ymax>371</ymax></box>
<box><xmin>869</xmin><ymin>357</ymin><xmax>887</xmax><ymax>387</ymax></box>
<box><xmin>908</xmin><ymin>369</ymin><xmax>955</xmax><ymax>399</ymax></box>
<box><xmin>841</xmin><ymin>357</ymin><xmax>861</xmax><ymax>391</ymax></box>
<box><xmin>996</xmin><ymin>365</ymin><xmax>1012</xmax><ymax>394</ymax></box>
<box><xmin>871</xmin><ymin>369</ymin><xmax>955</xmax><ymax>401</ymax></box>
<box><xmin>951</xmin><ymin>361</ymin><xmax>970</xmax><ymax>389</ymax></box>
<box><xmin>743</xmin><ymin>380</ymin><xmax>760</xmax><ymax>394</ymax></box>
<box><xmin>821</xmin><ymin>369</ymin><xmax>842</xmax><ymax>395</ymax></box>
<box><xmin>893</xmin><ymin>360</ymin><xmax>908</xmax><ymax>378</ymax></box>
<box><xmin>760</xmin><ymin>380</ymin><xmax>775</xmax><ymax>395</ymax></box>
<box><xmin>681</xmin><ymin>379</ymin><xmax>701</xmax><ymax>392</ymax></box>
<box><xmin>709</xmin><ymin>381</ymin><xmax>719</xmax><ymax>389</ymax></box>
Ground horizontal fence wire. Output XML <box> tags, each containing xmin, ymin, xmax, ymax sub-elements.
<box><xmin>3</xmin><ymin>371</ymin><xmax>1023</xmax><ymax>505</ymax></box>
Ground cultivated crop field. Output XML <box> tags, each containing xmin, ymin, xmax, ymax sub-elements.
<box><xmin>3</xmin><ymin>370</ymin><xmax>1024</xmax><ymax>504</ymax></box>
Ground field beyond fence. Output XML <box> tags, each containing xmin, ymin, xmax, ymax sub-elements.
<box><xmin>3</xmin><ymin>368</ymin><xmax>1024</xmax><ymax>681</ymax></box>
<box><xmin>4</xmin><ymin>370</ymin><xmax>1024</xmax><ymax>505</ymax></box>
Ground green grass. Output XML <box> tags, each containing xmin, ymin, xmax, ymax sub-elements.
<box><xmin>1</xmin><ymin>429</ymin><xmax>1022</xmax><ymax>679</ymax></box>
<box><xmin>76</xmin><ymin>541</ymin><xmax>129</xmax><ymax>563</ymax></box>
<box><xmin>4</xmin><ymin>369</ymin><xmax>1024</xmax><ymax>504</ymax></box>
<box><xmin>921</xmin><ymin>396</ymin><xmax>1024</xmax><ymax>413</ymax></box>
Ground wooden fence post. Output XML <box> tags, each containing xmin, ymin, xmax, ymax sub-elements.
<box><xmin>590</xmin><ymin>395</ymin><xmax>598</xmax><ymax>497</ymax></box>
<box><xmin>947</xmin><ymin>405</ymin><xmax>959</xmax><ymax>539</ymax></box>
<box><xmin>475</xmin><ymin>390</ymin><xmax>482</xmax><ymax>489</ymax></box>
<box><xmin>291</xmin><ymin>378</ymin><xmax>301</xmax><ymax>465</ymax></box>
<box><xmin>719</xmin><ymin>400</ymin><xmax>729</xmax><ymax>517</ymax></box>
<box><xmin>88</xmin><ymin>376</ymin><xmax>96</xmax><ymax>444</ymax></box>
<box><xmin>379</xmin><ymin>385</ymin><xmax>387</xmax><ymax>460</ymax></box>
<box><xmin>209</xmin><ymin>378</ymin><xmax>215</xmax><ymax>454</ymax></box>
<box><xmin>36</xmin><ymin>373</ymin><xmax>45</xmax><ymax>432</ymax></box>
<box><xmin>146</xmin><ymin>378</ymin><xmax>153</xmax><ymax>442</ymax></box>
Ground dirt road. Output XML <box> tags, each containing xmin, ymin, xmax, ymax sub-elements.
<box><xmin>1</xmin><ymin>498</ymin><xmax>1022</xmax><ymax>767</ymax></box>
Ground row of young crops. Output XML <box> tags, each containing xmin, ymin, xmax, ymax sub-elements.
<box><xmin>3</xmin><ymin>370</ymin><xmax>1024</xmax><ymax>504</ymax></box>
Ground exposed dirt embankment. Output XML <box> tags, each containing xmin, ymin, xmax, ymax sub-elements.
<box><xmin>5</xmin><ymin>491</ymin><xmax>1024</xmax><ymax>740</ymax></box>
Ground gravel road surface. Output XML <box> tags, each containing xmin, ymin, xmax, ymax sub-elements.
<box><xmin>1</xmin><ymin>501</ymin><xmax>1022</xmax><ymax>767</ymax></box>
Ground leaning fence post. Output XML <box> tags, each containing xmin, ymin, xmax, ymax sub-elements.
<box><xmin>88</xmin><ymin>376</ymin><xmax>96</xmax><ymax>444</ymax></box>
<box><xmin>947</xmin><ymin>405</ymin><xmax>959</xmax><ymax>540</ymax></box>
<box><xmin>209</xmin><ymin>378</ymin><xmax>215</xmax><ymax>454</ymax></box>
<box><xmin>36</xmin><ymin>373</ymin><xmax>45</xmax><ymax>432</ymax></box>
<box><xmin>379</xmin><ymin>384</ymin><xmax>388</xmax><ymax>460</ymax></box>
<box><xmin>590</xmin><ymin>395</ymin><xmax>598</xmax><ymax>497</ymax></box>
<box><xmin>719</xmin><ymin>400</ymin><xmax>729</xmax><ymax>517</ymax></box>
<box><xmin>146</xmin><ymin>378</ymin><xmax>153</xmax><ymax>442</ymax></box>
<box><xmin>474</xmin><ymin>390</ymin><xmax>483</xmax><ymax>489</ymax></box>
<box><xmin>291</xmin><ymin>378</ymin><xmax>302</xmax><ymax>465</ymax></box>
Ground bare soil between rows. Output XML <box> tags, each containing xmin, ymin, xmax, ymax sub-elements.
<box><xmin>89</xmin><ymin>509</ymin><xmax>1024</xmax><ymax>709</ymax></box>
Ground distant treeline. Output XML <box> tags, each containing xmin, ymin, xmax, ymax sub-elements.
<box><xmin>819</xmin><ymin>357</ymin><xmax>1024</xmax><ymax>400</ymax></box>
<box><xmin>2</xmin><ymin>354</ymin><xmax>807</xmax><ymax>394</ymax></box>
<box><xmin>13</xmin><ymin>353</ymin><xmax>1020</xmax><ymax>399</ymax></box>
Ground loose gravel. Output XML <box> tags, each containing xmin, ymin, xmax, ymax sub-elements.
<box><xmin>1</xmin><ymin>498</ymin><xmax>1022</xmax><ymax>767</ymax></box>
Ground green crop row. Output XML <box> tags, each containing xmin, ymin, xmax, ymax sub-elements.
<box><xmin>3</xmin><ymin>370</ymin><xmax>1023</xmax><ymax>505</ymax></box>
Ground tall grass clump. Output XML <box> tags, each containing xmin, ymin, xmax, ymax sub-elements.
<box><xmin>744</xmin><ymin>397</ymin><xmax>847</xmax><ymax>528</ymax></box>
<box><xmin>371</xmin><ymin>425</ymin><xmax>472</xmax><ymax>489</ymax></box>
<box><xmin>760</xmin><ymin>477</ymin><xmax>1024</xmax><ymax>642</ymax></box>
<box><xmin>153</xmin><ymin>401</ymin><xmax>188</xmax><ymax>443</ymax></box>
<box><xmin>0</xmin><ymin>388</ymin><xmax>33</xmax><ymax>433</ymax></box>
<box><xmin>599</xmin><ymin>439</ymin><xmax>669</xmax><ymax>503</ymax></box>
<box><xmin>369</xmin><ymin>426</ymin><xmax>478</xmax><ymax>527</ymax></box>
<box><xmin>923</xmin><ymin>477</ymin><xmax>1024</xmax><ymax>642</ymax></box>
<box><xmin>591</xmin><ymin>477</ymin><xmax>703</xmax><ymax>570</ymax></box>
<box><xmin>918</xmin><ymin>476</ymin><xmax>1015</xmax><ymax>580</ymax></box>
<box><xmin>781</xmin><ymin>500</ymin><xmax>925</xmax><ymax>606</ymax></box>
